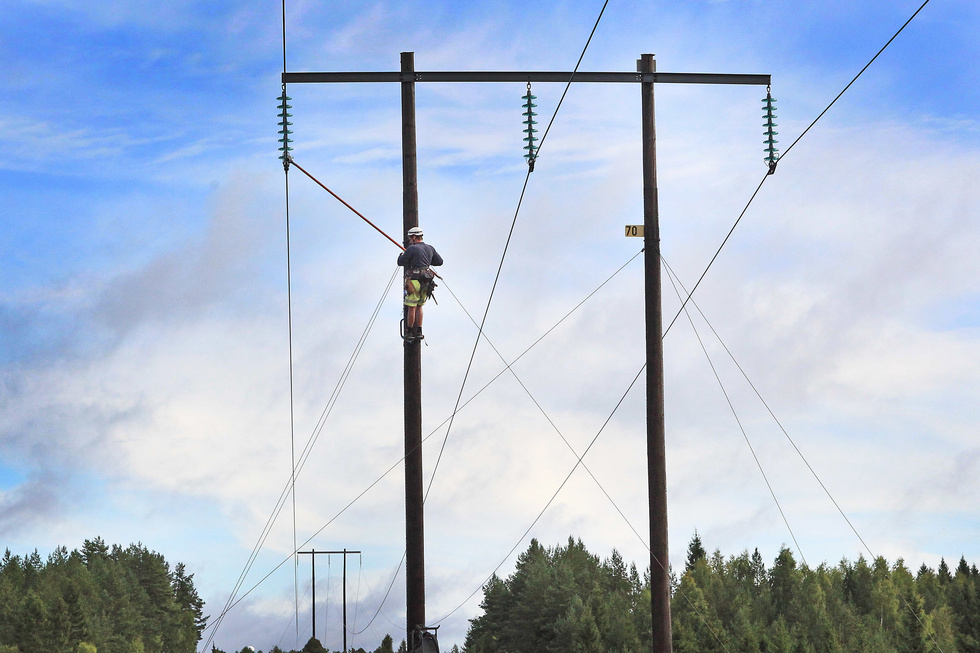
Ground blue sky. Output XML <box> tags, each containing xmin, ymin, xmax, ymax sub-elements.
<box><xmin>2</xmin><ymin>1</ymin><xmax>979</xmax><ymax>651</ymax></box>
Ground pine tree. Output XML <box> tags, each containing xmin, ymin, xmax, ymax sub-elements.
<box><xmin>684</xmin><ymin>532</ymin><xmax>707</xmax><ymax>573</ymax></box>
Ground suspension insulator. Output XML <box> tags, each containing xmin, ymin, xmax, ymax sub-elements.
<box><xmin>278</xmin><ymin>92</ymin><xmax>293</xmax><ymax>162</ymax></box>
<box><xmin>522</xmin><ymin>87</ymin><xmax>538</xmax><ymax>166</ymax></box>
<box><xmin>762</xmin><ymin>94</ymin><xmax>779</xmax><ymax>169</ymax></box>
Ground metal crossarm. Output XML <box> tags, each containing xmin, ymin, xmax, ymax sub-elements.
<box><xmin>283</xmin><ymin>70</ymin><xmax>770</xmax><ymax>85</ymax></box>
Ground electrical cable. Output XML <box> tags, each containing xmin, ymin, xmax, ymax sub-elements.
<box><xmin>662</xmin><ymin>259</ymin><xmax>870</xmax><ymax>555</ymax></box>
<box><xmin>353</xmin><ymin>551</ymin><xmax>406</xmax><ymax>637</ymax></box>
<box><xmin>347</xmin><ymin>251</ymin><xmax>645</xmax><ymax>636</ymax></box>
<box><xmin>780</xmin><ymin>0</ymin><xmax>931</xmax><ymax>163</ymax></box>
<box><xmin>421</xmin><ymin>168</ymin><xmax>531</xmax><ymax>505</ymax></box>
<box><xmin>438</xmin><ymin>259</ymin><xmax>649</xmax><ymax>550</ymax></box>
<box><xmin>200</xmin><ymin>268</ymin><xmax>400</xmax><ymax>652</ymax></box>
<box><xmin>350</xmin><ymin>553</ymin><xmax>362</xmax><ymax>645</ymax></box>
<box><xmin>225</xmin><ymin>3</ymin><xmax>937</xmax><ymax>649</ymax></box>
<box><xmin>204</xmin><ymin>250</ymin><xmax>641</xmax><ymax>639</ymax></box>
<box><xmin>532</xmin><ymin>0</ymin><xmax>609</xmax><ymax>163</ymax></box>
<box><xmin>432</xmin><ymin>362</ymin><xmax>647</xmax><ymax>626</ymax></box>
<box><xmin>294</xmin><ymin>267</ymin><xmax>401</xmax><ymax>480</ymax></box>
<box><xmin>429</xmin><ymin>265</ymin><xmax>735</xmax><ymax>653</ymax></box>
<box><xmin>347</xmin><ymin>252</ymin><xmax>647</xmax><ymax>635</ymax></box>
<box><xmin>662</xmin><ymin>256</ymin><xmax>947</xmax><ymax>652</ymax></box>
<box><xmin>208</xmin><ymin>1</ymin><xmax>612</xmax><ymax>651</ymax></box>
<box><xmin>663</xmin><ymin>259</ymin><xmax>808</xmax><ymax>567</ymax></box>
<box><xmin>664</xmin><ymin>0</ymin><xmax>933</xmax><ymax>339</ymax></box>
<box><xmin>422</xmin><ymin>0</ymin><xmax>611</xmax><ymax>508</ymax></box>
<box><xmin>277</xmin><ymin>0</ymin><xmax>301</xmax><ymax>645</ymax></box>
<box><xmin>276</xmin><ymin>577</ymin><xmax>313</xmax><ymax>649</ymax></box>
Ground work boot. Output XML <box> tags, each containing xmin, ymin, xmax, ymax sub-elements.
<box><xmin>415</xmin><ymin>326</ymin><xmax>424</xmax><ymax>340</ymax></box>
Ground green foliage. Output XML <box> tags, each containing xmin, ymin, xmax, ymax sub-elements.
<box><xmin>0</xmin><ymin>541</ymin><xmax>207</xmax><ymax>653</ymax></box>
<box><xmin>684</xmin><ymin>531</ymin><xmax>706</xmax><ymax>573</ymax></box>
<box><xmin>671</xmin><ymin>536</ymin><xmax>980</xmax><ymax>653</ymax></box>
<box><xmin>465</xmin><ymin>537</ymin><xmax>644</xmax><ymax>653</ymax></box>
<box><xmin>300</xmin><ymin>638</ymin><xmax>327</xmax><ymax>653</ymax></box>
<box><xmin>464</xmin><ymin>534</ymin><xmax>980</xmax><ymax>653</ymax></box>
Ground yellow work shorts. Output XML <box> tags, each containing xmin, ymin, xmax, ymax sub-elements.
<box><xmin>404</xmin><ymin>279</ymin><xmax>428</xmax><ymax>307</ymax></box>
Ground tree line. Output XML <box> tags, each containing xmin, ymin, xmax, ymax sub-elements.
<box><xmin>463</xmin><ymin>534</ymin><xmax>980</xmax><ymax>653</ymax></box>
<box><xmin>6</xmin><ymin>535</ymin><xmax>978</xmax><ymax>653</ymax></box>
<box><xmin>0</xmin><ymin>538</ymin><xmax>206</xmax><ymax>653</ymax></box>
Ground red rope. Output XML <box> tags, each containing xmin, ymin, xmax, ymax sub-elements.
<box><xmin>289</xmin><ymin>158</ymin><xmax>405</xmax><ymax>251</ymax></box>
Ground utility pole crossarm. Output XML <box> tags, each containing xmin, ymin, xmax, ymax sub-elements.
<box><xmin>283</xmin><ymin>71</ymin><xmax>770</xmax><ymax>86</ymax></box>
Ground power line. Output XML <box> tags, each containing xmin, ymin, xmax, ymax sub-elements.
<box><xmin>661</xmin><ymin>256</ymin><xmax>948</xmax><ymax>653</ymax></box>
<box><xmin>439</xmin><ymin>256</ymin><xmax>649</xmax><ymax>548</ymax></box>
<box><xmin>203</xmin><ymin>249</ymin><xmax>639</xmax><ymax>640</ymax></box>
<box><xmin>781</xmin><ymin>0</ymin><xmax>932</xmax><ymax>162</ymax></box>
<box><xmin>227</xmin><ymin>3</ymin><xmax>936</xmax><ymax>647</ymax></box>
<box><xmin>663</xmin><ymin>258</ymin><xmax>808</xmax><ymax>567</ymax></box>
<box><xmin>422</xmin><ymin>168</ymin><xmax>531</xmax><ymax>505</ymax></box>
<box><xmin>664</xmin><ymin>0</ymin><xmax>933</xmax><ymax>337</ymax></box>
<box><xmin>533</xmin><ymin>0</ymin><xmax>610</xmax><ymax>163</ymax></box>
<box><xmin>432</xmin><ymin>362</ymin><xmax>647</xmax><ymax>626</ymax></box>
<box><xmin>421</xmin><ymin>0</ymin><xmax>611</xmax><ymax>511</ymax></box>
<box><xmin>278</xmin><ymin>0</ymin><xmax>301</xmax><ymax>644</ymax></box>
<box><xmin>200</xmin><ymin>269</ymin><xmax>399</xmax><ymax>652</ymax></box>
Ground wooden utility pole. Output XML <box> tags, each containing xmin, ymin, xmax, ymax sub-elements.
<box><xmin>283</xmin><ymin>53</ymin><xmax>769</xmax><ymax>653</ymax></box>
<box><xmin>638</xmin><ymin>53</ymin><xmax>672</xmax><ymax>652</ymax></box>
<box><xmin>399</xmin><ymin>51</ymin><xmax>427</xmax><ymax>651</ymax></box>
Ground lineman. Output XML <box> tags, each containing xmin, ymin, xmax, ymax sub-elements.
<box><xmin>397</xmin><ymin>226</ymin><xmax>443</xmax><ymax>342</ymax></box>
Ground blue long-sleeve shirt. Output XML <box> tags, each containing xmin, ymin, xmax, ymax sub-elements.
<box><xmin>397</xmin><ymin>242</ymin><xmax>443</xmax><ymax>270</ymax></box>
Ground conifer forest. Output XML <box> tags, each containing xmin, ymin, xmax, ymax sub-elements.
<box><xmin>3</xmin><ymin>536</ymin><xmax>980</xmax><ymax>653</ymax></box>
<box><xmin>464</xmin><ymin>536</ymin><xmax>980</xmax><ymax>653</ymax></box>
<box><xmin>0</xmin><ymin>538</ymin><xmax>205</xmax><ymax>653</ymax></box>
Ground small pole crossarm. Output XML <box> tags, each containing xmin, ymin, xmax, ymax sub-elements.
<box><xmin>283</xmin><ymin>71</ymin><xmax>770</xmax><ymax>86</ymax></box>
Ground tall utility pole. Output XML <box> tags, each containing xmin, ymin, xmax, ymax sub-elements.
<box><xmin>638</xmin><ymin>53</ymin><xmax>671</xmax><ymax>652</ymax></box>
<box><xmin>283</xmin><ymin>53</ymin><xmax>769</xmax><ymax>653</ymax></box>
<box><xmin>298</xmin><ymin>549</ymin><xmax>361</xmax><ymax>652</ymax></box>
<box><xmin>399</xmin><ymin>51</ymin><xmax>427</xmax><ymax>650</ymax></box>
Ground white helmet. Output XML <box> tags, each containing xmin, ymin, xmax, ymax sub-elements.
<box><xmin>407</xmin><ymin>226</ymin><xmax>424</xmax><ymax>238</ymax></box>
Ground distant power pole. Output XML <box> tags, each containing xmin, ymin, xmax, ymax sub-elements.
<box><xmin>284</xmin><ymin>53</ymin><xmax>769</xmax><ymax>653</ymax></box>
<box><xmin>298</xmin><ymin>549</ymin><xmax>361</xmax><ymax>653</ymax></box>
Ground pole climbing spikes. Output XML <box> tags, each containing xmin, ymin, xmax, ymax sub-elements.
<box><xmin>522</xmin><ymin>82</ymin><xmax>538</xmax><ymax>171</ymax></box>
<box><xmin>278</xmin><ymin>87</ymin><xmax>293</xmax><ymax>171</ymax></box>
<box><xmin>762</xmin><ymin>88</ymin><xmax>778</xmax><ymax>174</ymax></box>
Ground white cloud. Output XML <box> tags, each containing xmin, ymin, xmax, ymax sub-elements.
<box><xmin>3</xmin><ymin>2</ymin><xmax>980</xmax><ymax>651</ymax></box>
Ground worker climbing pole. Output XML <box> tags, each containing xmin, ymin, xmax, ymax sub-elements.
<box><xmin>397</xmin><ymin>225</ymin><xmax>444</xmax><ymax>343</ymax></box>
